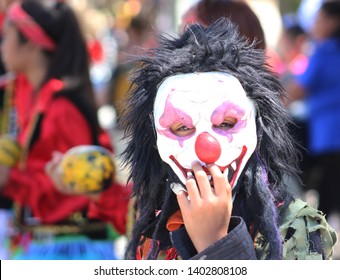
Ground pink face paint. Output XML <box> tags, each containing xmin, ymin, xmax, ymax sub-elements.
<box><xmin>154</xmin><ymin>72</ymin><xmax>257</xmax><ymax>187</ymax></box>
<box><xmin>211</xmin><ymin>101</ymin><xmax>247</xmax><ymax>141</ymax></box>
<box><xmin>157</xmin><ymin>94</ymin><xmax>194</xmax><ymax>147</ymax></box>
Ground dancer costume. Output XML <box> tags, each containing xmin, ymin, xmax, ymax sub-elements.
<box><xmin>0</xmin><ymin>3</ymin><xmax>129</xmax><ymax>260</ymax></box>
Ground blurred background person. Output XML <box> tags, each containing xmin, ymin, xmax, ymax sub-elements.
<box><xmin>0</xmin><ymin>0</ymin><xmax>129</xmax><ymax>259</ymax></box>
<box><xmin>0</xmin><ymin>0</ymin><xmax>16</xmax><ymax>143</ymax></box>
<box><xmin>109</xmin><ymin>3</ymin><xmax>159</xmax><ymax>121</ymax></box>
<box><xmin>286</xmin><ymin>1</ymin><xmax>340</xmax><ymax>234</ymax></box>
<box><xmin>297</xmin><ymin>0</ymin><xmax>323</xmax><ymax>34</ymax></box>
<box><xmin>275</xmin><ymin>13</ymin><xmax>311</xmax><ymax>198</ymax></box>
<box><xmin>0</xmin><ymin>0</ymin><xmax>17</xmax><ymax>260</ymax></box>
<box><xmin>74</xmin><ymin>2</ymin><xmax>119</xmax><ymax>109</ymax></box>
<box><xmin>277</xmin><ymin>14</ymin><xmax>309</xmax><ymax>89</ymax></box>
<box><xmin>180</xmin><ymin>0</ymin><xmax>266</xmax><ymax>50</ymax></box>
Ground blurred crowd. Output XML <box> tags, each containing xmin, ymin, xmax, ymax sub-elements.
<box><xmin>0</xmin><ymin>0</ymin><xmax>339</xmax><ymax>259</ymax></box>
<box><xmin>270</xmin><ymin>1</ymin><xmax>340</xmax><ymax>254</ymax></box>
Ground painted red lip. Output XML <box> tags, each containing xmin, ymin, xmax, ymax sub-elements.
<box><xmin>169</xmin><ymin>146</ymin><xmax>247</xmax><ymax>188</ymax></box>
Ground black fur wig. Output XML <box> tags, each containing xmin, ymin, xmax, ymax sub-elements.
<box><xmin>121</xmin><ymin>19</ymin><xmax>300</xmax><ymax>260</ymax></box>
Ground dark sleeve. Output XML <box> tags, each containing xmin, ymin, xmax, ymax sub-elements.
<box><xmin>170</xmin><ymin>216</ymin><xmax>257</xmax><ymax>260</ymax></box>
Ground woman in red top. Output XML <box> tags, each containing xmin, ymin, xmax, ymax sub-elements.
<box><xmin>0</xmin><ymin>0</ymin><xmax>129</xmax><ymax>259</ymax></box>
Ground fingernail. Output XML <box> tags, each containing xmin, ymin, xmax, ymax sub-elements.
<box><xmin>170</xmin><ymin>182</ymin><xmax>187</xmax><ymax>195</ymax></box>
<box><xmin>191</xmin><ymin>161</ymin><xmax>201</xmax><ymax>167</ymax></box>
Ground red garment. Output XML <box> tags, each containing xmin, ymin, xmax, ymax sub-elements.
<box><xmin>3</xmin><ymin>78</ymin><xmax>129</xmax><ymax>234</ymax></box>
<box><xmin>0</xmin><ymin>12</ymin><xmax>4</xmax><ymax>32</ymax></box>
<box><xmin>88</xmin><ymin>182</ymin><xmax>131</xmax><ymax>235</ymax></box>
<box><xmin>14</xmin><ymin>74</ymin><xmax>34</xmax><ymax>129</ymax></box>
<box><xmin>87</xmin><ymin>39</ymin><xmax>104</xmax><ymax>64</ymax></box>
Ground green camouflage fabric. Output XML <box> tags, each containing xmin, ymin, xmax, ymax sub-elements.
<box><xmin>255</xmin><ymin>199</ymin><xmax>338</xmax><ymax>260</ymax></box>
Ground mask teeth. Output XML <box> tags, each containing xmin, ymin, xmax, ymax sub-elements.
<box><xmin>231</xmin><ymin>161</ymin><xmax>237</xmax><ymax>171</ymax></box>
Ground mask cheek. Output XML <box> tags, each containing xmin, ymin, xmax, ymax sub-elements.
<box><xmin>227</xmin><ymin>125</ymin><xmax>257</xmax><ymax>187</ymax></box>
<box><xmin>156</xmin><ymin>133</ymin><xmax>194</xmax><ymax>184</ymax></box>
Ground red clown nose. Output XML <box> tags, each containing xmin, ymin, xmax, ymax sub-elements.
<box><xmin>195</xmin><ymin>132</ymin><xmax>221</xmax><ymax>164</ymax></box>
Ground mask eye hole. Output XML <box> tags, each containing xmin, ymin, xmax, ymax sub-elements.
<box><xmin>170</xmin><ymin>123</ymin><xmax>196</xmax><ymax>137</ymax></box>
<box><xmin>213</xmin><ymin>117</ymin><xmax>237</xmax><ymax>131</ymax></box>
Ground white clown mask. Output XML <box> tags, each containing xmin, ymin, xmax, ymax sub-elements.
<box><xmin>153</xmin><ymin>72</ymin><xmax>257</xmax><ymax>188</ymax></box>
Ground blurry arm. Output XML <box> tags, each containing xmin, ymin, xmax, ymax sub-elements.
<box><xmin>0</xmin><ymin>165</ymin><xmax>10</xmax><ymax>189</ymax></box>
<box><xmin>2</xmin><ymin>98</ymin><xmax>93</xmax><ymax>222</ymax></box>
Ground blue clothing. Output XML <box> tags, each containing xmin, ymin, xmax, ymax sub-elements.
<box><xmin>297</xmin><ymin>38</ymin><xmax>340</xmax><ymax>155</ymax></box>
<box><xmin>12</xmin><ymin>235</ymin><xmax>119</xmax><ymax>260</ymax></box>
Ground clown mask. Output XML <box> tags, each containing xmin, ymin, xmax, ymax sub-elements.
<box><xmin>153</xmin><ymin>72</ymin><xmax>257</xmax><ymax>189</ymax></box>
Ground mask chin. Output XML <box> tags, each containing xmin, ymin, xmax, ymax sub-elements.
<box><xmin>166</xmin><ymin>145</ymin><xmax>250</xmax><ymax>189</ymax></box>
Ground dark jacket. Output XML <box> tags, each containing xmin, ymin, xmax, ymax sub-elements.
<box><xmin>170</xmin><ymin>199</ymin><xmax>337</xmax><ymax>260</ymax></box>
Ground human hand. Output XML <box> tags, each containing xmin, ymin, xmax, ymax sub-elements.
<box><xmin>45</xmin><ymin>151</ymin><xmax>68</xmax><ymax>193</ymax></box>
<box><xmin>176</xmin><ymin>161</ymin><xmax>232</xmax><ymax>253</ymax></box>
<box><xmin>0</xmin><ymin>165</ymin><xmax>10</xmax><ymax>189</ymax></box>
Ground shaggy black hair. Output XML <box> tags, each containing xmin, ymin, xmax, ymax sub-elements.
<box><xmin>121</xmin><ymin>18</ymin><xmax>300</xmax><ymax>260</ymax></box>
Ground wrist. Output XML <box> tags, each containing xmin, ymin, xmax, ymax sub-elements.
<box><xmin>194</xmin><ymin>228</ymin><xmax>228</xmax><ymax>253</ymax></box>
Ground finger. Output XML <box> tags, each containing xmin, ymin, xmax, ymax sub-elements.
<box><xmin>223</xmin><ymin>168</ymin><xmax>232</xmax><ymax>196</ymax></box>
<box><xmin>44</xmin><ymin>160</ymin><xmax>53</xmax><ymax>176</ymax></box>
<box><xmin>45</xmin><ymin>152</ymin><xmax>62</xmax><ymax>174</ymax></box>
<box><xmin>208</xmin><ymin>165</ymin><xmax>229</xmax><ymax>197</ymax></box>
<box><xmin>185</xmin><ymin>175</ymin><xmax>200</xmax><ymax>203</ymax></box>
<box><xmin>51</xmin><ymin>151</ymin><xmax>63</xmax><ymax>163</ymax></box>
<box><xmin>192</xmin><ymin>161</ymin><xmax>212</xmax><ymax>199</ymax></box>
<box><xmin>45</xmin><ymin>159</ymin><xmax>66</xmax><ymax>192</ymax></box>
<box><xmin>177</xmin><ymin>190</ymin><xmax>190</xmax><ymax>210</ymax></box>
